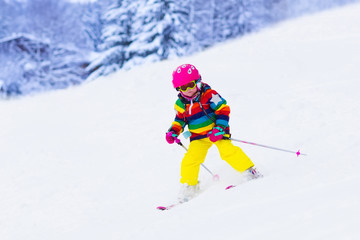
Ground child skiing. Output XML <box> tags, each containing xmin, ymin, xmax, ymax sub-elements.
<box><xmin>166</xmin><ymin>64</ymin><xmax>261</xmax><ymax>202</ymax></box>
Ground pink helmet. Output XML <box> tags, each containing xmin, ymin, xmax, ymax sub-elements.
<box><xmin>172</xmin><ymin>64</ymin><xmax>201</xmax><ymax>89</ymax></box>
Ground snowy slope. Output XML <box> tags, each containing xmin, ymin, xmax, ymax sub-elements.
<box><xmin>1</xmin><ymin>3</ymin><xmax>360</xmax><ymax>240</ymax></box>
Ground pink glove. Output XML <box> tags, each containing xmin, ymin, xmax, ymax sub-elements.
<box><xmin>166</xmin><ymin>131</ymin><xmax>180</xmax><ymax>144</ymax></box>
<box><xmin>208</xmin><ymin>126</ymin><xmax>225</xmax><ymax>142</ymax></box>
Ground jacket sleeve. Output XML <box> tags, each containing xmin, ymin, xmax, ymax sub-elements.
<box><xmin>208</xmin><ymin>90</ymin><xmax>230</xmax><ymax>129</ymax></box>
<box><xmin>168</xmin><ymin>100</ymin><xmax>187</xmax><ymax>135</ymax></box>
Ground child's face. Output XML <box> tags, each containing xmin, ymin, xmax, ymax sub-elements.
<box><xmin>181</xmin><ymin>86</ymin><xmax>198</xmax><ymax>98</ymax></box>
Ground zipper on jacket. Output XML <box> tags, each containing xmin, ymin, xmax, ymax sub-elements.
<box><xmin>189</xmin><ymin>99</ymin><xmax>194</xmax><ymax>115</ymax></box>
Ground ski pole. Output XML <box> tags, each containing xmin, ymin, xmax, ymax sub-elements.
<box><xmin>177</xmin><ymin>141</ymin><xmax>220</xmax><ymax>181</ymax></box>
<box><xmin>224</xmin><ymin>137</ymin><xmax>307</xmax><ymax>157</ymax></box>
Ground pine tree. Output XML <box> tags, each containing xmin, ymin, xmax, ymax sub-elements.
<box><xmin>127</xmin><ymin>0</ymin><xmax>192</xmax><ymax>67</ymax></box>
<box><xmin>192</xmin><ymin>0</ymin><xmax>215</xmax><ymax>48</ymax></box>
<box><xmin>213</xmin><ymin>0</ymin><xmax>242</xmax><ymax>43</ymax></box>
<box><xmin>82</xmin><ymin>1</ymin><xmax>107</xmax><ymax>51</ymax></box>
<box><xmin>87</xmin><ymin>0</ymin><xmax>138</xmax><ymax>79</ymax></box>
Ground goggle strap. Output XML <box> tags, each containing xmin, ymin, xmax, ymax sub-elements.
<box><xmin>175</xmin><ymin>77</ymin><xmax>202</xmax><ymax>92</ymax></box>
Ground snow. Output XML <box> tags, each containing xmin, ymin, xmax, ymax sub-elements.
<box><xmin>1</xmin><ymin>3</ymin><xmax>360</xmax><ymax>240</ymax></box>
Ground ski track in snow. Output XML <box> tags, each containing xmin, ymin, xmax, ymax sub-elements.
<box><xmin>1</xmin><ymin>3</ymin><xmax>360</xmax><ymax>240</ymax></box>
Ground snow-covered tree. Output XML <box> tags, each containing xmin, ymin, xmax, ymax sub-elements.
<box><xmin>191</xmin><ymin>0</ymin><xmax>215</xmax><ymax>48</ymax></box>
<box><xmin>82</xmin><ymin>1</ymin><xmax>108</xmax><ymax>51</ymax></box>
<box><xmin>212</xmin><ymin>0</ymin><xmax>243</xmax><ymax>43</ymax></box>
<box><xmin>86</xmin><ymin>0</ymin><xmax>139</xmax><ymax>79</ymax></box>
<box><xmin>267</xmin><ymin>0</ymin><xmax>289</xmax><ymax>22</ymax></box>
<box><xmin>2</xmin><ymin>0</ymin><xmax>357</xmax><ymax>96</ymax></box>
<box><xmin>285</xmin><ymin>0</ymin><xmax>357</xmax><ymax>17</ymax></box>
<box><xmin>0</xmin><ymin>0</ymin><xmax>25</xmax><ymax>38</ymax></box>
<box><xmin>127</xmin><ymin>0</ymin><xmax>192</xmax><ymax>65</ymax></box>
<box><xmin>0</xmin><ymin>34</ymin><xmax>88</xmax><ymax>97</ymax></box>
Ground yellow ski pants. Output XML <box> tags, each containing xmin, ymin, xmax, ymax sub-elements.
<box><xmin>180</xmin><ymin>138</ymin><xmax>254</xmax><ymax>185</ymax></box>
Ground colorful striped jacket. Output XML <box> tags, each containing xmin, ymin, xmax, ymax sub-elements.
<box><xmin>168</xmin><ymin>83</ymin><xmax>231</xmax><ymax>142</ymax></box>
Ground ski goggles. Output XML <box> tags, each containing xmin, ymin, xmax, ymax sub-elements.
<box><xmin>176</xmin><ymin>78</ymin><xmax>200</xmax><ymax>92</ymax></box>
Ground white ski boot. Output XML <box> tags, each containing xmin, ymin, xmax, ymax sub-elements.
<box><xmin>178</xmin><ymin>182</ymin><xmax>200</xmax><ymax>203</ymax></box>
<box><xmin>245</xmin><ymin>167</ymin><xmax>263</xmax><ymax>181</ymax></box>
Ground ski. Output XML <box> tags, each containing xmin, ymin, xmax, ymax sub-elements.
<box><xmin>225</xmin><ymin>170</ymin><xmax>264</xmax><ymax>190</ymax></box>
<box><xmin>156</xmin><ymin>200</ymin><xmax>186</xmax><ymax>211</ymax></box>
<box><xmin>158</xmin><ymin>169</ymin><xmax>263</xmax><ymax>210</ymax></box>
<box><xmin>157</xmin><ymin>193</ymin><xmax>198</xmax><ymax>211</ymax></box>
<box><xmin>156</xmin><ymin>203</ymin><xmax>180</xmax><ymax>211</ymax></box>
<box><xmin>224</xmin><ymin>180</ymin><xmax>257</xmax><ymax>190</ymax></box>
<box><xmin>225</xmin><ymin>184</ymin><xmax>236</xmax><ymax>190</ymax></box>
